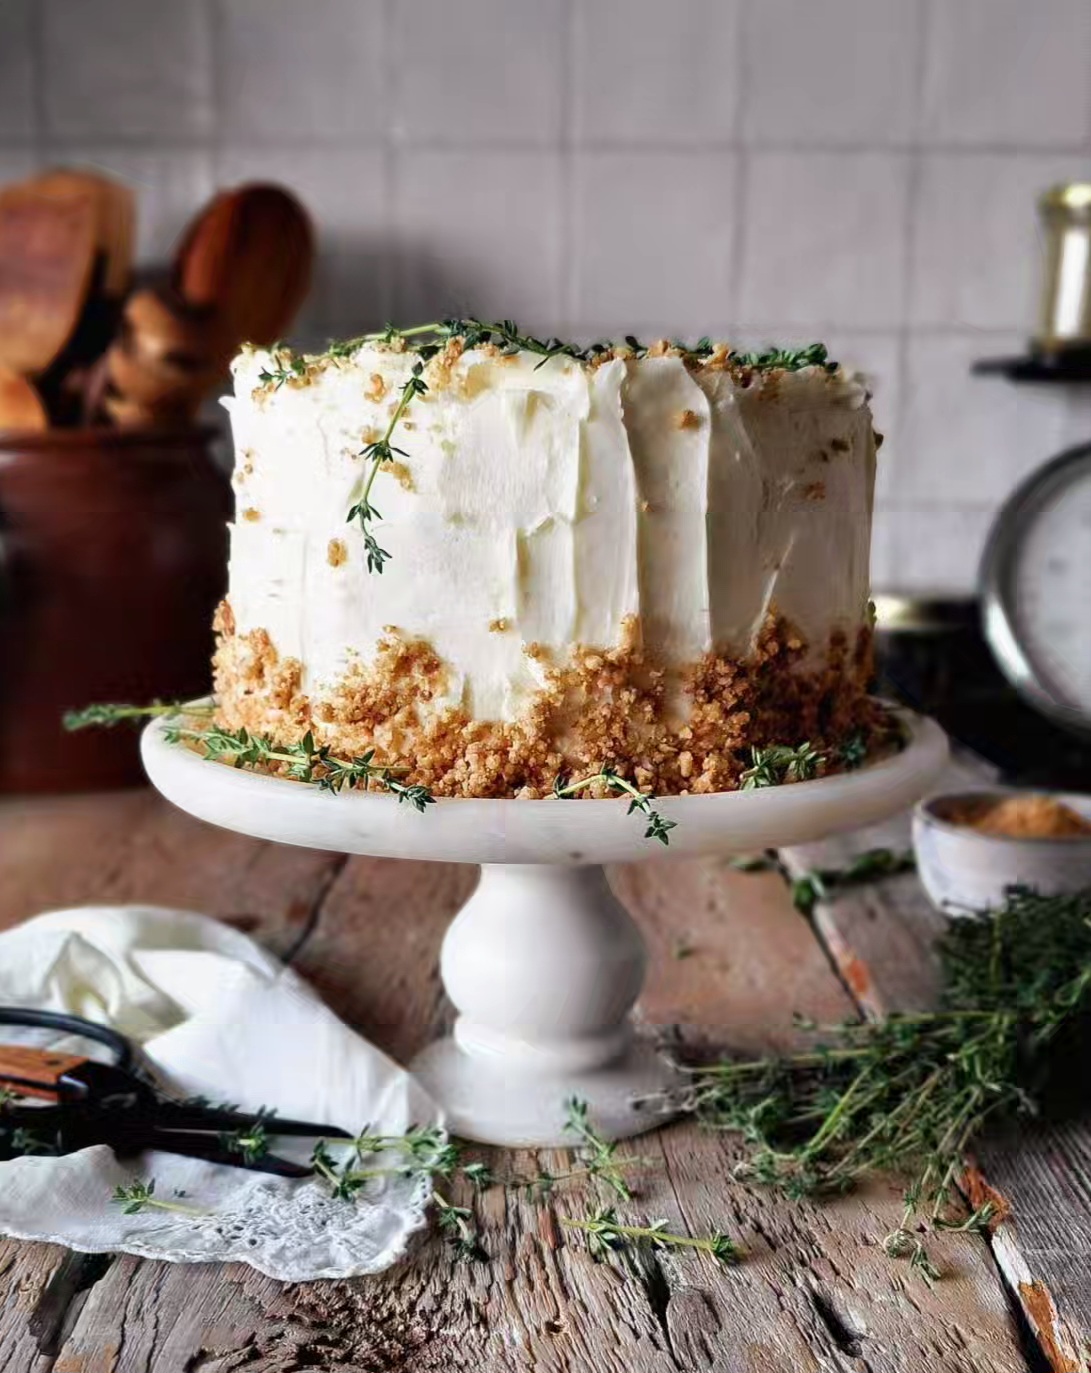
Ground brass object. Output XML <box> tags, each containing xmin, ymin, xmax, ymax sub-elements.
<box><xmin>1036</xmin><ymin>182</ymin><xmax>1091</xmax><ymax>352</ymax></box>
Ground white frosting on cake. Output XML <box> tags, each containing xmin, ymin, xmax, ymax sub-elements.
<box><xmin>224</xmin><ymin>344</ymin><xmax>876</xmax><ymax>722</ymax></box>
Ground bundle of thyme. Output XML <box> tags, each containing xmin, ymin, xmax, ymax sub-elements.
<box><xmin>675</xmin><ymin>886</ymin><xmax>1091</xmax><ymax>1280</ymax></box>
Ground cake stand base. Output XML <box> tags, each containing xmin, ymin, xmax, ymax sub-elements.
<box><xmin>413</xmin><ymin>1036</ymin><xmax>675</xmax><ymax>1147</ymax></box>
<box><xmin>141</xmin><ymin>704</ymin><xmax>948</xmax><ymax>1148</ymax></box>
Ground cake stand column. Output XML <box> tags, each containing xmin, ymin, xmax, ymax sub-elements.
<box><xmin>411</xmin><ymin>863</ymin><xmax>681</xmax><ymax>1146</ymax></box>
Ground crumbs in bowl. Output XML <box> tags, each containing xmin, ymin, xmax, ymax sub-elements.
<box><xmin>945</xmin><ymin>794</ymin><xmax>1091</xmax><ymax>840</ymax></box>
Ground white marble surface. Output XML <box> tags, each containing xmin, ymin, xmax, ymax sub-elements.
<box><xmin>141</xmin><ymin>707</ymin><xmax>947</xmax><ymax>1144</ymax></box>
<box><xmin>141</xmin><ymin>707</ymin><xmax>947</xmax><ymax>867</ymax></box>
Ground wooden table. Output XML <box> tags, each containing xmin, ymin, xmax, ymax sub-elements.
<box><xmin>0</xmin><ymin>783</ymin><xmax>1088</xmax><ymax>1372</ymax></box>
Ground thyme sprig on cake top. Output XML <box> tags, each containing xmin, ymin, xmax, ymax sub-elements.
<box><xmin>215</xmin><ymin>315</ymin><xmax>887</xmax><ymax>805</ymax></box>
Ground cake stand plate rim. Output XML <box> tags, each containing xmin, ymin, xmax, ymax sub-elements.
<box><xmin>140</xmin><ymin>703</ymin><xmax>948</xmax><ymax>864</ymax></box>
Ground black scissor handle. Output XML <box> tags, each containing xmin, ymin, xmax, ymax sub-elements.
<box><xmin>0</xmin><ymin>1007</ymin><xmax>134</xmax><ymax>1072</ymax></box>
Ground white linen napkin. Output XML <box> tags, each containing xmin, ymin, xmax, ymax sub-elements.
<box><xmin>0</xmin><ymin>905</ymin><xmax>440</xmax><ymax>1280</ymax></box>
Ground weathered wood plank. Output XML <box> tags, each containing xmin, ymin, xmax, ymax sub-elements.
<box><xmin>0</xmin><ymin>1241</ymin><xmax>68</xmax><ymax>1373</ymax></box>
<box><xmin>0</xmin><ymin>792</ymin><xmax>1035</xmax><ymax>1372</ymax></box>
<box><xmin>781</xmin><ymin>759</ymin><xmax>1091</xmax><ymax>1373</ymax></box>
<box><xmin>612</xmin><ymin>858</ymin><xmax>856</xmax><ymax>1056</ymax></box>
<box><xmin>0</xmin><ymin>790</ymin><xmax>346</xmax><ymax>959</ymax></box>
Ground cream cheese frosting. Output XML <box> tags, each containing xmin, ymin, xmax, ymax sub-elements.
<box><xmin>224</xmin><ymin>341</ymin><xmax>876</xmax><ymax>725</ymax></box>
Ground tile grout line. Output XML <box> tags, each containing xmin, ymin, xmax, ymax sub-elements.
<box><xmin>26</xmin><ymin>0</ymin><xmax>47</xmax><ymax>162</ymax></box>
<box><xmin>559</xmin><ymin>0</ymin><xmax>577</xmax><ymax>333</ymax></box>
<box><xmin>728</xmin><ymin>0</ymin><xmax>753</xmax><ymax>322</ymax></box>
<box><xmin>888</xmin><ymin>0</ymin><xmax>934</xmax><ymax>547</ymax></box>
<box><xmin>3</xmin><ymin>137</ymin><xmax>1088</xmax><ymax>157</ymax></box>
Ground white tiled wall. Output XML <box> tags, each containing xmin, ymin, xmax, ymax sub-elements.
<box><xmin>2</xmin><ymin>0</ymin><xmax>1091</xmax><ymax>595</ymax></box>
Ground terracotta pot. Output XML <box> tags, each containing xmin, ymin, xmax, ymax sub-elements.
<box><xmin>0</xmin><ymin>426</ymin><xmax>229</xmax><ymax>792</ymax></box>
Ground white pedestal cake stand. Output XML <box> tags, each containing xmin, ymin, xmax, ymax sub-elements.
<box><xmin>141</xmin><ymin>707</ymin><xmax>947</xmax><ymax>1146</ymax></box>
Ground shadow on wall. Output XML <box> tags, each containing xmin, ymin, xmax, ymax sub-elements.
<box><xmin>293</xmin><ymin>239</ymin><xmax>510</xmax><ymax>351</ymax></box>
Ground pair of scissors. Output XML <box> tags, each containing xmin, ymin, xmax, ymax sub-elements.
<box><xmin>0</xmin><ymin>1007</ymin><xmax>349</xmax><ymax>1176</ymax></box>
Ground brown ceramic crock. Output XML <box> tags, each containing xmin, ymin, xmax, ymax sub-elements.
<box><xmin>0</xmin><ymin>427</ymin><xmax>229</xmax><ymax>792</ymax></box>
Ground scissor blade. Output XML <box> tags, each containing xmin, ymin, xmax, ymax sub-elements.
<box><xmin>152</xmin><ymin>1100</ymin><xmax>351</xmax><ymax>1140</ymax></box>
<box><xmin>113</xmin><ymin>1124</ymin><xmax>313</xmax><ymax>1177</ymax></box>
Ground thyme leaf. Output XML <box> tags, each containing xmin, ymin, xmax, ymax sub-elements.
<box><xmin>63</xmin><ymin>700</ymin><xmax>214</xmax><ymax>731</ymax></box>
<box><xmin>553</xmin><ymin>768</ymin><xmax>677</xmax><ymax>846</ymax></box>
<box><xmin>111</xmin><ymin>1179</ymin><xmax>206</xmax><ymax>1216</ymax></box>
<box><xmin>740</xmin><ymin>742</ymin><xmax>824</xmax><ymax>790</ymax></box>
<box><xmin>790</xmin><ymin>847</ymin><xmax>916</xmax><ymax>916</ymax></box>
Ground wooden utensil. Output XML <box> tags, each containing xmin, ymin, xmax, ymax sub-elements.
<box><xmin>173</xmin><ymin>183</ymin><xmax>314</xmax><ymax>351</ymax></box>
<box><xmin>92</xmin><ymin>184</ymin><xmax>315</xmax><ymax>428</ymax></box>
<box><xmin>26</xmin><ymin>168</ymin><xmax>135</xmax><ymax>299</ymax></box>
<box><xmin>87</xmin><ymin>286</ymin><xmax>223</xmax><ymax>429</ymax></box>
<box><xmin>0</xmin><ymin>369</ymin><xmax>49</xmax><ymax>431</ymax></box>
<box><xmin>21</xmin><ymin>169</ymin><xmax>138</xmax><ymax>422</ymax></box>
<box><xmin>0</xmin><ymin>187</ymin><xmax>98</xmax><ymax>376</ymax></box>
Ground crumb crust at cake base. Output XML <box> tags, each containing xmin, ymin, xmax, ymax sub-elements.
<box><xmin>211</xmin><ymin>602</ymin><xmax>886</xmax><ymax>800</ymax></box>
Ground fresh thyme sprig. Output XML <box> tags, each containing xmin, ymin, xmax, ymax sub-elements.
<box><xmin>732</xmin><ymin>343</ymin><xmax>835</xmax><ymax>372</ymax></box>
<box><xmin>313</xmin><ymin>319</ymin><xmax>838</xmax><ymax>377</ymax></box>
<box><xmin>432</xmin><ymin>1189</ymin><xmax>489</xmax><ymax>1262</ymax></box>
<box><xmin>309</xmin><ymin>1127</ymin><xmax>488</xmax><ymax>1262</ymax></box>
<box><xmin>740</xmin><ymin>742</ymin><xmax>824</xmax><ymax>790</ymax></box>
<box><xmin>672</xmin><ymin>886</ymin><xmax>1091</xmax><ymax>1282</ymax></box>
<box><xmin>553</xmin><ymin>768</ymin><xmax>677</xmax><ymax>846</ymax></box>
<box><xmin>111</xmin><ymin>1179</ymin><xmax>206</xmax><ymax>1216</ymax></box>
<box><xmin>310</xmin><ymin>1125</ymin><xmax>461</xmax><ymax>1199</ymax></box>
<box><xmin>257</xmin><ymin>350</ymin><xmax>308</xmax><ymax>389</ymax></box>
<box><xmin>461</xmin><ymin>1160</ymin><xmax>495</xmax><ymax>1190</ymax></box>
<box><xmin>220</xmin><ymin>1107</ymin><xmax>275</xmax><ymax>1165</ymax></box>
<box><xmin>171</xmin><ymin>722</ymin><xmax>435</xmax><ymax>809</ymax></box>
<box><xmin>515</xmin><ymin>1098</ymin><xmax>652</xmax><ymax>1198</ymax></box>
<box><xmin>5</xmin><ymin>1126</ymin><xmax>55</xmax><ymax>1156</ymax></box>
<box><xmin>559</xmin><ymin>1097</ymin><xmax>646</xmax><ymax>1200</ymax></box>
<box><xmin>66</xmin><ymin>701</ymin><xmax>435</xmax><ymax>809</ymax></box>
<box><xmin>838</xmin><ymin>731</ymin><xmax>870</xmax><ymax>770</ymax></box>
<box><xmin>63</xmin><ymin>700</ymin><xmax>214</xmax><ymax>731</ymax></box>
<box><xmin>790</xmin><ymin>847</ymin><xmax>916</xmax><ymax>917</ymax></box>
<box><xmin>346</xmin><ymin>359</ymin><xmax>430</xmax><ymax>574</ymax></box>
<box><xmin>560</xmin><ymin>1207</ymin><xmax>739</xmax><ymax>1267</ymax></box>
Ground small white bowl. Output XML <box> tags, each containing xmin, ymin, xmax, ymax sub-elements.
<box><xmin>912</xmin><ymin>789</ymin><xmax>1091</xmax><ymax>916</ymax></box>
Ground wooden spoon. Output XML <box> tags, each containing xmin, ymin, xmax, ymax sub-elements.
<box><xmin>94</xmin><ymin>184</ymin><xmax>315</xmax><ymax>429</ymax></box>
<box><xmin>27</xmin><ymin>168</ymin><xmax>135</xmax><ymax>298</ymax></box>
<box><xmin>0</xmin><ymin>369</ymin><xmax>49</xmax><ymax>432</ymax></box>
<box><xmin>0</xmin><ymin>186</ymin><xmax>98</xmax><ymax>376</ymax></box>
<box><xmin>88</xmin><ymin>286</ymin><xmax>223</xmax><ymax>428</ymax></box>
<box><xmin>173</xmin><ymin>183</ymin><xmax>314</xmax><ymax>352</ymax></box>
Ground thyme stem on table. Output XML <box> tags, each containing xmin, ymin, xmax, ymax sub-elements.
<box><xmin>559</xmin><ymin>1208</ymin><xmax>739</xmax><ymax>1266</ymax></box>
<box><xmin>789</xmin><ymin>847</ymin><xmax>916</xmax><ymax>916</ymax></box>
